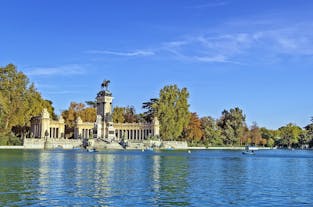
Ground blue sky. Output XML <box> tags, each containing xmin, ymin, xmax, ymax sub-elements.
<box><xmin>1</xmin><ymin>0</ymin><xmax>313</xmax><ymax>129</ymax></box>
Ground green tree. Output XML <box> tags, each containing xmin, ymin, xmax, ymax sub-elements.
<box><xmin>298</xmin><ymin>130</ymin><xmax>309</xmax><ymax>148</ymax></box>
<box><xmin>217</xmin><ymin>107</ymin><xmax>246</xmax><ymax>146</ymax></box>
<box><xmin>304</xmin><ymin>117</ymin><xmax>313</xmax><ymax>147</ymax></box>
<box><xmin>278</xmin><ymin>123</ymin><xmax>302</xmax><ymax>148</ymax></box>
<box><xmin>156</xmin><ymin>85</ymin><xmax>190</xmax><ymax>140</ymax></box>
<box><xmin>260</xmin><ymin>127</ymin><xmax>278</xmax><ymax>147</ymax></box>
<box><xmin>0</xmin><ymin>64</ymin><xmax>30</xmax><ymax>131</ymax></box>
<box><xmin>85</xmin><ymin>100</ymin><xmax>96</xmax><ymax>108</ymax></box>
<box><xmin>142</xmin><ymin>98</ymin><xmax>159</xmax><ymax>122</ymax></box>
<box><xmin>200</xmin><ymin>116</ymin><xmax>222</xmax><ymax>146</ymax></box>
<box><xmin>0</xmin><ymin>64</ymin><xmax>56</xmax><ymax>144</ymax></box>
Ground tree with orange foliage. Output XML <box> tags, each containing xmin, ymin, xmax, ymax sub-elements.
<box><xmin>62</xmin><ymin>102</ymin><xmax>96</xmax><ymax>127</ymax></box>
<box><xmin>183</xmin><ymin>112</ymin><xmax>203</xmax><ymax>143</ymax></box>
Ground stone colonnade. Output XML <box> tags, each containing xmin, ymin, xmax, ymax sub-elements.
<box><xmin>30</xmin><ymin>109</ymin><xmax>65</xmax><ymax>138</ymax></box>
<box><xmin>113</xmin><ymin>123</ymin><xmax>154</xmax><ymax>141</ymax></box>
<box><xmin>74</xmin><ymin>117</ymin><xmax>94</xmax><ymax>139</ymax></box>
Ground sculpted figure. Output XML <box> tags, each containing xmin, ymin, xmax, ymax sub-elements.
<box><xmin>101</xmin><ymin>80</ymin><xmax>110</xmax><ymax>90</ymax></box>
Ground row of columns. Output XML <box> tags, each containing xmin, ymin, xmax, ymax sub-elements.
<box><xmin>33</xmin><ymin>124</ymin><xmax>41</xmax><ymax>138</ymax></box>
<box><xmin>116</xmin><ymin>129</ymin><xmax>153</xmax><ymax>140</ymax></box>
<box><xmin>49</xmin><ymin>127</ymin><xmax>59</xmax><ymax>138</ymax></box>
<box><xmin>81</xmin><ymin>129</ymin><xmax>93</xmax><ymax>139</ymax></box>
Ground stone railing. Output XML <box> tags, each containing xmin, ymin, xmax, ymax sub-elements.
<box><xmin>24</xmin><ymin>138</ymin><xmax>83</xmax><ymax>149</ymax></box>
<box><xmin>162</xmin><ymin>141</ymin><xmax>188</xmax><ymax>149</ymax></box>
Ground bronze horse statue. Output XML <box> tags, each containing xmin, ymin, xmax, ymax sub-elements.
<box><xmin>101</xmin><ymin>80</ymin><xmax>110</xmax><ymax>90</ymax></box>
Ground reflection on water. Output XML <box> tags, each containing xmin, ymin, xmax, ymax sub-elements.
<box><xmin>1</xmin><ymin>149</ymin><xmax>313</xmax><ymax>206</ymax></box>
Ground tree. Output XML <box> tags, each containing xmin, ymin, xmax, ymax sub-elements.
<box><xmin>298</xmin><ymin>131</ymin><xmax>309</xmax><ymax>148</ymax></box>
<box><xmin>0</xmin><ymin>64</ymin><xmax>30</xmax><ymax>131</ymax></box>
<box><xmin>183</xmin><ymin>113</ymin><xmax>203</xmax><ymax>143</ymax></box>
<box><xmin>156</xmin><ymin>85</ymin><xmax>190</xmax><ymax>140</ymax></box>
<box><xmin>142</xmin><ymin>98</ymin><xmax>159</xmax><ymax>122</ymax></box>
<box><xmin>62</xmin><ymin>102</ymin><xmax>96</xmax><ymax>127</ymax></box>
<box><xmin>250</xmin><ymin>122</ymin><xmax>262</xmax><ymax>146</ymax></box>
<box><xmin>112</xmin><ymin>107</ymin><xmax>125</xmax><ymax>123</ymax></box>
<box><xmin>123</xmin><ymin>106</ymin><xmax>137</xmax><ymax>123</ymax></box>
<box><xmin>278</xmin><ymin>123</ymin><xmax>302</xmax><ymax>148</ymax></box>
<box><xmin>78</xmin><ymin>107</ymin><xmax>96</xmax><ymax>122</ymax></box>
<box><xmin>0</xmin><ymin>64</ymin><xmax>56</xmax><ymax>144</ymax></box>
<box><xmin>260</xmin><ymin>127</ymin><xmax>279</xmax><ymax>147</ymax></box>
<box><xmin>304</xmin><ymin>117</ymin><xmax>313</xmax><ymax>147</ymax></box>
<box><xmin>241</xmin><ymin>126</ymin><xmax>251</xmax><ymax>146</ymax></box>
<box><xmin>217</xmin><ymin>107</ymin><xmax>246</xmax><ymax>146</ymax></box>
<box><xmin>200</xmin><ymin>116</ymin><xmax>222</xmax><ymax>146</ymax></box>
<box><xmin>85</xmin><ymin>101</ymin><xmax>96</xmax><ymax>108</ymax></box>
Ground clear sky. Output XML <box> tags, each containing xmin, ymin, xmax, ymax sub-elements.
<box><xmin>1</xmin><ymin>0</ymin><xmax>313</xmax><ymax>129</ymax></box>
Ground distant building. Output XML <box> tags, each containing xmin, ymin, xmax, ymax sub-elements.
<box><xmin>29</xmin><ymin>81</ymin><xmax>159</xmax><ymax>142</ymax></box>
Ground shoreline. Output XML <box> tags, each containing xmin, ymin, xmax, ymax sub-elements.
<box><xmin>0</xmin><ymin>146</ymin><xmax>273</xmax><ymax>150</ymax></box>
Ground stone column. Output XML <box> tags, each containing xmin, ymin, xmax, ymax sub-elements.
<box><xmin>153</xmin><ymin>117</ymin><xmax>160</xmax><ymax>136</ymax></box>
<box><xmin>40</xmin><ymin>108</ymin><xmax>50</xmax><ymax>139</ymax></box>
<box><xmin>59</xmin><ymin>116</ymin><xmax>65</xmax><ymax>138</ymax></box>
<box><xmin>74</xmin><ymin>117</ymin><xmax>83</xmax><ymax>139</ymax></box>
<box><xmin>95</xmin><ymin>115</ymin><xmax>102</xmax><ymax>139</ymax></box>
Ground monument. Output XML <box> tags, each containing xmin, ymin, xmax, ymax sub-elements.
<box><xmin>27</xmin><ymin>80</ymin><xmax>160</xmax><ymax>149</ymax></box>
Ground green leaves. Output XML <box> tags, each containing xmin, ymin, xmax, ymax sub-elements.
<box><xmin>0</xmin><ymin>64</ymin><xmax>56</xmax><ymax>144</ymax></box>
<box><xmin>218</xmin><ymin>107</ymin><xmax>246</xmax><ymax>146</ymax></box>
<box><xmin>156</xmin><ymin>85</ymin><xmax>190</xmax><ymax>140</ymax></box>
<box><xmin>278</xmin><ymin>123</ymin><xmax>302</xmax><ymax>147</ymax></box>
<box><xmin>112</xmin><ymin>107</ymin><xmax>125</xmax><ymax>123</ymax></box>
<box><xmin>0</xmin><ymin>64</ymin><xmax>56</xmax><ymax>133</ymax></box>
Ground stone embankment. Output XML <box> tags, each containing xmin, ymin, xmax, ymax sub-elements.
<box><xmin>23</xmin><ymin>138</ymin><xmax>82</xmax><ymax>149</ymax></box>
<box><xmin>1</xmin><ymin>138</ymin><xmax>273</xmax><ymax>150</ymax></box>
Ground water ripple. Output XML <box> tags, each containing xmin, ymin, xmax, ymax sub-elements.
<box><xmin>1</xmin><ymin>149</ymin><xmax>313</xmax><ymax>206</ymax></box>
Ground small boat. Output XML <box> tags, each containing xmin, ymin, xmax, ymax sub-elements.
<box><xmin>242</xmin><ymin>150</ymin><xmax>255</xmax><ymax>155</ymax></box>
<box><xmin>242</xmin><ymin>146</ymin><xmax>256</xmax><ymax>155</ymax></box>
<box><xmin>87</xmin><ymin>148</ymin><xmax>97</xmax><ymax>152</ymax></box>
<box><xmin>146</xmin><ymin>147</ymin><xmax>154</xmax><ymax>151</ymax></box>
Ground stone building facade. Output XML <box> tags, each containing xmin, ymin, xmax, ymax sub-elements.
<box><xmin>30</xmin><ymin>108</ymin><xmax>65</xmax><ymax>139</ymax></box>
<box><xmin>29</xmin><ymin>81</ymin><xmax>160</xmax><ymax>144</ymax></box>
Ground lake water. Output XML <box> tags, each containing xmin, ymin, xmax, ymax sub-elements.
<box><xmin>0</xmin><ymin>149</ymin><xmax>313</xmax><ymax>207</ymax></box>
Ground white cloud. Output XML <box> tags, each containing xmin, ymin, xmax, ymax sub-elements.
<box><xmin>25</xmin><ymin>64</ymin><xmax>86</xmax><ymax>76</ymax></box>
<box><xmin>160</xmin><ymin>21</ymin><xmax>313</xmax><ymax>64</ymax></box>
<box><xmin>87</xmin><ymin>20</ymin><xmax>313</xmax><ymax>65</ymax></box>
<box><xmin>188</xmin><ymin>1</ymin><xmax>228</xmax><ymax>9</ymax></box>
<box><xmin>193</xmin><ymin>55</ymin><xmax>227</xmax><ymax>63</ymax></box>
<box><xmin>87</xmin><ymin>49</ymin><xmax>155</xmax><ymax>57</ymax></box>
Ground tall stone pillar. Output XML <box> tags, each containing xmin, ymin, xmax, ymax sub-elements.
<box><xmin>40</xmin><ymin>108</ymin><xmax>50</xmax><ymax>139</ymax></box>
<box><xmin>58</xmin><ymin>116</ymin><xmax>65</xmax><ymax>138</ymax></box>
<box><xmin>153</xmin><ymin>117</ymin><xmax>160</xmax><ymax>137</ymax></box>
<box><xmin>74</xmin><ymin>117</ymin><xmax>83</xmax><ymax>139</ymax></box>
<box><xmin>95</xmin><ymin>115</ymin><xmax>102</xmax><ymax>139</ymax></box>
<box><xmin>106</xmin><ymin>121</ymin><xmax>115</xmax><ymax>141</ymax></box>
